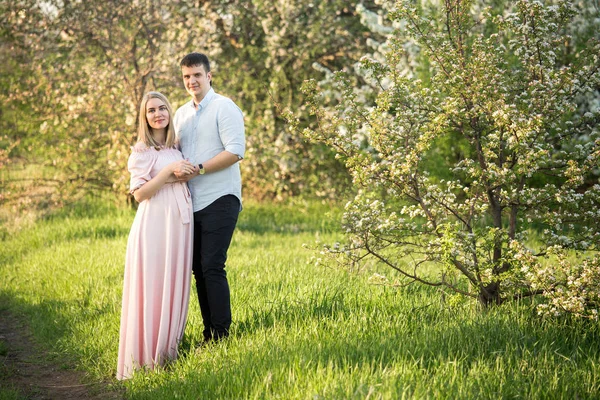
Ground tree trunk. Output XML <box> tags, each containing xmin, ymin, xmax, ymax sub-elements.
<box><xmin>478</xmin><ymin>282</ymin><xmax>502</xmax><ymax>307</ymax></box>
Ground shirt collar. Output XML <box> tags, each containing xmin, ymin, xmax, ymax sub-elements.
<box><xmin>191</xmin><ymin>88</ymin><xmax>215</xmax><ymax>111</ymax></box>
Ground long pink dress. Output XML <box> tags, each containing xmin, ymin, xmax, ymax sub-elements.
<box><xmin>116</xmin><ymin>143</ymin><xmax>193</xmax><ymax>380</ymax></box>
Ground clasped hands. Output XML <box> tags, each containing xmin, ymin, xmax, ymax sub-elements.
<box><xmin>171</xmin><ymin>160</ymin><xmax>199</xmax><ymax>182</ymax></box>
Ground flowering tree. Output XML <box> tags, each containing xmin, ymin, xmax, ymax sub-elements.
<box><xmin>292</xmin><ymin>0</ymin><xmax>600</xmax><ymax>315</ymax></box>
<box><xmin>1</xmin><ymin>0</ymin><xmax>379</xmax><ymax>211</ymax></box>
<box><xmin>196</xmin><ymin>0</ymin><xmax>373</xmax><ymax>199</ymax></box>
<box><xmin>1</xmin><ymin>0</ymin><xmax>191</xmax><ymax>208</ymax></box>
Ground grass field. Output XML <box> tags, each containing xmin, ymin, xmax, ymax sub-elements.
<box><xmin>1</xmin><ymin>199</ymin><xmax>599</xmax><ymax>399</ymax></box>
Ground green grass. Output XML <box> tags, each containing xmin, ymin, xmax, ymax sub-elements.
<box><xmin>1</xmin><ymin>198</ymin><xmax>599</xmax><ymax>399</ymax></box>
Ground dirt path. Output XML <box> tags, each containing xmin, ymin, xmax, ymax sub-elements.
<box><xmin>0</xmin><ymin>311</ymin><xmax>123</xmax><ymax>400</ymax></box>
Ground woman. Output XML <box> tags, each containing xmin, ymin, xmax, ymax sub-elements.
<box><xmin>117</xmin><ymin>91</ymin><xmax>197</xmax><ymax>380</ymax></box>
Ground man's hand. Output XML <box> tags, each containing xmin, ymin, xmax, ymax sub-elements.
<box><xmin>174</xmin><ymin>164</ymin><xmax>199</xmax><ymax>182</ymax></box>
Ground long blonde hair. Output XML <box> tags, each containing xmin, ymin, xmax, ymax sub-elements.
<box><xmin>137</xmin><ymin>91</ymin><xmax>177</xmax><ymax>148</ymax></box>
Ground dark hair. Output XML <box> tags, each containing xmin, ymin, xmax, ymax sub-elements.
<box><xmin>180</xmin><ymin>52</ymin><xmax>210</xmax><ymax>72</ymax></box>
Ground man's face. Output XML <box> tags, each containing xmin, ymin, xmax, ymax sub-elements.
<box><xmin>182</xmin><ymin>64</ymin><xmax>212</xmax><ymax>101</ymax></box>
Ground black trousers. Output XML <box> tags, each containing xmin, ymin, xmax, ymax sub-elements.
<box><xmin>192</xmin><ymin>194</ymin><xmax>240</xmax><ymax>340</ymax></box>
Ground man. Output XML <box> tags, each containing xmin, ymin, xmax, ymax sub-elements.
<box><xmin>174</xmin><ymin>52</ymin><xmax>245</xmax><ymax>343</ymax></box>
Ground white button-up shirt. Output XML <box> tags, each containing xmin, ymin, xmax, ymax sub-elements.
<box><xmin>174</xmin><ymin>88</ymin><xmax>245</xmax><ymax>212</ymax></box>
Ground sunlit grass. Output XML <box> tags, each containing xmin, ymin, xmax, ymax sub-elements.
<box><xmin>1</xmin><ymin>198</ymin><xmax>599</xmax><ymax>399</ymax></box>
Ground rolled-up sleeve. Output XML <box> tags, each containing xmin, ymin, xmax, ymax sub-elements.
<box><xmin>128</xmin><ymin>150</ymin><xmax>156</xmax><ymax>193</ymax></box>
<box><xmin>217</xmin><ymin>99</ymin><xmax>246</xmax><ymax>159</ymax></box>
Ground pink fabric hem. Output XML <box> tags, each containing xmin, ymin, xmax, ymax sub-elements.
<box><xmin>117</xmin><ymin>145</ymin><xmax>193</xmax><ymax>380</ymax></box>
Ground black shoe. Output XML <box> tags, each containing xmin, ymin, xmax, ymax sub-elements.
<box><xmin>194</xmin><ymin>338</ymin><xmax>213</xmax><ymax>354</ymax></box>
<box><xmin>213</xmin><ymin>332</ymin><xmax>229</xmax><ymax>342</ymax></box>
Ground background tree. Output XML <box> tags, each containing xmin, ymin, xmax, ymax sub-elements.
<box><xmin>1</xmin><ymin>0</ymin><xmax>378</xmax><ymax>213</ymax></box>
<box><xmin>171</xmin><ymin>0</ymin><xmax>376</xmax><ymax>199</ymax></box>
<box><xmin>292</xmin><ymin>0</ymin><xmax>600</xmax><ymax>316</ymax></box>
<box><xmin>1</xmin><ymin>0</ymin><xmax>192</xmax><ymax>208</ymax></box>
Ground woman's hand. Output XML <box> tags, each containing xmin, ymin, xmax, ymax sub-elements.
<box><xmin>173</xmin><ymin>161</ymin><xmax>199</xmax><ymax>182</ymax></box>
<box><xmin>170</xmin><ymin>159</ymin><xmax>196</xmax><ymax>176</ymax></box>
<box><xmin>133</xmin><ymin>159</ymin><xmax>197</xmax><ymax>202</ymax></box>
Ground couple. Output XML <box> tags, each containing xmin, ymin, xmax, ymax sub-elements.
<box><xmin>116</xmin><ymin>52</ymin><xmax>245</xmax><ymax>381</ymax></box>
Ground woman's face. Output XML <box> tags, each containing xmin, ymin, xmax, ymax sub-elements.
<box><xmin>146</xmin><ymin>97</ymin><xmax>170</xmax><ymax>131</ymax></box>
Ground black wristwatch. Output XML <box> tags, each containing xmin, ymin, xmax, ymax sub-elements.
<box><xmin>198</xmin><ymin>164</ymin><xmax>206</xmax><ymax>175</ymax></box>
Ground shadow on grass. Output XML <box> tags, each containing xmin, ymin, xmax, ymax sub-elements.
<box><xmin>0</xmin><ymin>291</ymin><xmax>117</xmax><ymax>354</ymax></box>
<box><xmin>0</xmin><ymin>292</ymin><xmax>123</xmax><ymax>399</ymax></box>
<box><xmin>1</xmin><ymin>215</ymin><xmax>130</xmax><ymax>268</ymax></box>
<box><xmin>39</xmin><ymin>196</ymin><xmax>130</xmax><ymax>221</ymax></box>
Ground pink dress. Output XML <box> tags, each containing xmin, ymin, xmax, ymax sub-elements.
<box><xmin>116</xmin><ymin>143</ymin><xmax>193</xmax><ymax>380</ymax></box>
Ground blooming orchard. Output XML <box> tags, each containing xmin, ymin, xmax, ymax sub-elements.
<box><xmin>291</xmin><ymin>0</ymin><xmax>600</xmax><ymax>316</ymax></box>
